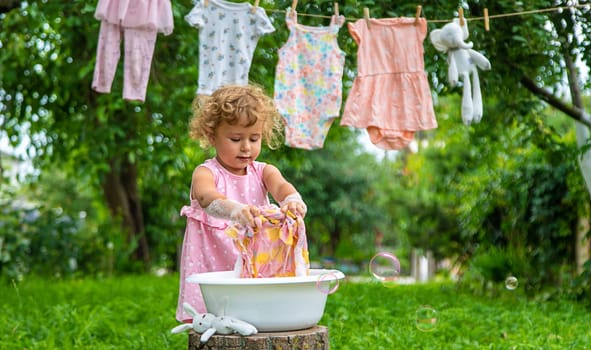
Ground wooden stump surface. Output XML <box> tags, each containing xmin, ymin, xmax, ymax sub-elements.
<box><xmin>188</xmin><ymin>325</ymin><xmax>329</xmax><ymax>350</ymax></box>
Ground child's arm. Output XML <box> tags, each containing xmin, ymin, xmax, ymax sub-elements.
<box><xmin>192</xmin><ymin>166</ymin><xmax>259</xmax><ymax>226</ymax></box>
<box><xmin>263</xmin><ymin>164</ymin><xmax>307</xmax><ymax>217</ymax></box>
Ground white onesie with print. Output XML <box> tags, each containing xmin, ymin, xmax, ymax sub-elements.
<box><xmin>185</xmin><ymin>0</ymin><xmax>275</xmax><ymax>95</ymax></box>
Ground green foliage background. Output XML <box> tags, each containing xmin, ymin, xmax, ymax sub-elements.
<box><xmin>1</xmin><ymin>0</ymin><xmax>590</xmax><ymax>301</ymax></box>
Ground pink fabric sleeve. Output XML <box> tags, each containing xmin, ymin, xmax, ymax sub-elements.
<box><xmin>347</xmin><ymin>20</ymin><xmax>362</xmax><ymax>45</ymax></box>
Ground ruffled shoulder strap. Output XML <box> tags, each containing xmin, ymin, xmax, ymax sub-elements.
<box><xmin>330</xmin><ymin>14</ymin><xmax>345</xmax><ymax>28</ymax></box>
<box><xmin>284</xmin><ymin>7</ymin><xmax>297</xmax><ymax>27</ymax></box>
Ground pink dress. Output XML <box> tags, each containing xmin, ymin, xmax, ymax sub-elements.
<box><xmin>341</xmin><ymin>18</ymin><xmax>437</xmax><ymax>150</ymax></box>
<box><xmin>94</xmin><ymin>0</ymin><xmax>174</xmax><ymax>34</ymax></box>
<box><xmin>176</xmin><ymin>158</ymin><xmax>270</xmax><ymax>322</ymax></box>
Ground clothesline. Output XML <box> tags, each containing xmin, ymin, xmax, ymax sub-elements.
<box><xmin>263</xmin><ymin>3</ymin><xmax>590</xmax><ymax>24</ymax></box>
<box><xmin>35</xmin><ymin>1</ymin><xmax>590</xmax><ymax>25</ymax></box>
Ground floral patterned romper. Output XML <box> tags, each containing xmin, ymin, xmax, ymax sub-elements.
<box><xmin>274</xmin><ymin>9</ymin><xmax>346</xmax><ymax>150</ymax></box>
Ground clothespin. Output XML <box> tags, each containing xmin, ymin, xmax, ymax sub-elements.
<box><xmin>458</xmin><ymin>7</ymin><xmax>465</xmax><ymax>26</ymax></box>
<box><xmin>334</xmin><ymin>2</ymin><xmax>339</xmax><ymax>17</ymax></box>
<box><xmin>484</xmin><ymin>8</ymin><xmax>490</xmax><ymax>31</ymax></box>
<box><xmin>414</xmin><ymin>5</ymin><xmax>422</xmax><ymax>25</ymax></box>
<box><xmin>291</xmin><ymin>0</ymin><xmax>298</xmax><ymax>17</ymax></box>
<box><xmin>364</xmin><ymin>7</ymin><xmax>371</xmax><ymax>28</ymax></box>
<box><xmin>251</xmin><ymin>0</ymin><xmax>259</xmax><ymax>13</ymax></box>
<box><xmin>204</xmin><ymin>0</ymin><xmax>208</xmax><ymax>7</ymax></box>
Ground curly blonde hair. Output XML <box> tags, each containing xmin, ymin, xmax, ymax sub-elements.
<box><xmin>189</xmin><ymin>84</ymin><xmax>284</xmax><ymax>149</ymax></box>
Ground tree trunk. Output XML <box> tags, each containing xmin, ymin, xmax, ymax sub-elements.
<box><xmin>102</xmin><ymin>156</ymin><xmax>150</xmax><ymax>267</ymax></box>
<box><xmin>329</xmin><ymin>221</ymin><xmax>341</xmax><ymax>257</ymax></box>
<box><xmin>188</xmin><ymin>326</ymin><xmax>330</xmax><ymax>350</ymax></box>
<box><xmin>520</xmin><ymin>42</ymin><xmax>591</xmax><ymax>275</ymax></box>
<box><xmin>576</xmin><ymin>202</ymin><xmax>591</xmax><ymax>274</ymax></box>
<box><xmin>563</xmin><ymin>50</ymin><xmax>591</xmax><ymax>275</ymax></box>
<box><xmin>564</xmin><ymin>54</ymin><xmax>591</xmax><ymax>197</ymax></box>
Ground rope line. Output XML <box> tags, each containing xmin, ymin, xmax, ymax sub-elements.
<box><xmin>265</xmin><ymin>3</ymin><xmax>590</xmax><ymax>24</ymax></box>
<box><xmin>20</xmin><ymin>1</ymin><xmax>591</xmax><ymax>24</ymax></box>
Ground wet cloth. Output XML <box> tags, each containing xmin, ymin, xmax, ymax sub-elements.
<box><xmin>226</xmin><ymin>205</ymin><xmax>309</xmax><ymax>278</ymax></box>
<box><xmin>176</xmin><ymin>158</ymin><xmax>270</xmax><ymax>321</ymax></box>
<box><xmin>274</xmin><ymin>9</ymin><xmax>346</xmax><ymax>150</ymax></box>
<box><xmin>185</xmin><ymin>0</ymin><xmax>275</xmax><ymax>95</ymax></box>
<box><xmin>92</xmin><ymin>0</ymin><xmax>173</xmax><ymax>102</ymax></box>
<box><xmin>340</xmin><ymin>17</ymin><xmax>437</xmax><ymax>150</ymax></box>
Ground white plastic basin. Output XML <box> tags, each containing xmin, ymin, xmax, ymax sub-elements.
<box><xmin>186</xmin><ymin>269</ymin><xmax>345</xmax><ymax>332</ymax></box>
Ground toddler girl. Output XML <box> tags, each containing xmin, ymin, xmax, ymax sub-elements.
<box><xmin>176</xmin><ymin>84</ymin><xmax>307</xmax><ymax>322</ymax></box>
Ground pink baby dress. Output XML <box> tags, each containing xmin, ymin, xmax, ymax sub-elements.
<box><xmin>341</xmin><ymin>17</ymin><xmax>437</xmax><ymax>150</ymax></box>
<box><xmin>94</xmin><ymin>0</ymin><xmax>174</xmax><ymax>34</ymax></box>
<box><xmin>176</xmin><ymin>158</ymin><xmax>270</xmax><ymax>322</ymax></box>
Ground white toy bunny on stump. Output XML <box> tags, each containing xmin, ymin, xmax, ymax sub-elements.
<box><xmin>171</xmin><ymin>302</ymin><xmax>258</xmax><ymax>343</ymax></box>
<box><xmin>430</xmin><ymin>18</ymin><xmax>491</xmax><ymax>125</ymax></box>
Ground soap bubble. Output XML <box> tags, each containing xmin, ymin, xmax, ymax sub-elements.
<box><xmin>415</xmin><ymin>306</ymin><xmax>438</xmax><ymax>332</ymax></box>
<box><xmin>505</xmin><ymin>276</ymin><xmax>519</xmax><ymax>290</ymax></box>
<box><xmin>316</xmin><ymin>271</ymin><xmax>340</xmax><ymax>294</ymax></box>
<box><xmin>369</xmin><ymin>252</ymin><xmax>400</xmax><ymax>283</ymax></box>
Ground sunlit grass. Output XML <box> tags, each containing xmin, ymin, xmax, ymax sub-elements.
<box><xmin>323</xmin><ymin>280</ymin><xmax>591</xmax><ymax>349</ymax></box>
<box><xmin>0</xmin><ymin>275</ymin><xmax>185</xmax><ymax>349</ymax></box>
<box><xmin>1</xmin><ymin>274</ymin><xmax>590</xmax><ymax>349</ymax></box>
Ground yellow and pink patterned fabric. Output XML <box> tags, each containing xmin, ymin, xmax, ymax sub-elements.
<box><xmin>226</xmin><ymin>205</ymin><xmax>310</xmax><ymax>278</ymax></box>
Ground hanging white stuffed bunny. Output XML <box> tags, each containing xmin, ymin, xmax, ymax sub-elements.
<box><xmin>171</xmin><ymin>302</ymin><xmax>258</xmax><ymax>343</ymax></box>
<box><xmin>429</xmin><ymin>18</ymin><xmax>491</xmax><ymax>125</ymax></box>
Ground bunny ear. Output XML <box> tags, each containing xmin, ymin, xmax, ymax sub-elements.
<box><xmin>429</xmin><ymin>29</ymin><xmax>448</xmax><ymax>52</ymax></box>
<box><xmin>170</xmin><ymin>324</ymin><xmax>192</xmax><ymax>334</ymax></box>
<box><xmin>183</xmin><ymin>302</ymin><xmax>199</xmax><ymax>317</ymax></box>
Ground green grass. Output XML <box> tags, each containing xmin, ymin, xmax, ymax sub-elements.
<box><xmin>1</xmin><ymin>275</ymin><xmax>590</xmax><ymax>349</ymax></box>
<box><xmin>324</xmin><ymin>282</ymin><xmax>591</xmax><ymax>349</ymax></box>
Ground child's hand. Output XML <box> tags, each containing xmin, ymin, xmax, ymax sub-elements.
<box><xmin>279</xmin><ymin>193</ymin><xmax>307</xmax><ymax>218</ymax></box>
<box><xmin>204</xmin><ymin>199</ymin><xmax>260</xmax><ymax>226</ymax></box>
<box><xmin>281</xmin><ymin>201</ymin><xmax>306</xmax><ymax>218</ymax></box>
<box><xmin>231</xmin><ymin>204</ymin><xmax>261</xmax><ymax>227</ymax></box>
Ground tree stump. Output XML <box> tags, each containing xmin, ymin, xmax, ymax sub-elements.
<box><xmin>188</xmin><ymin>326</ymin><xmax>330</xmax><ymax>350</ymax></box>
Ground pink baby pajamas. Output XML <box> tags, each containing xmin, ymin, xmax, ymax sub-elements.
<box><xmin>341</xmin><ymin>18</ymin><xmax>437</xmax><ymax>150</ymax></box>
<box><xmin>226</xmin><ymin>205</ymin><xmax>309</xmax><ymax>278</ymax></box>
<box><xmin>176</xmin><ymin>159</ymin><xmax>270</xmax><ymax>321</ymax></box>
<box><xmin>92</xmin><ymin>0</ymin><xmax>173</xmax><ymax>102</ymax></box>
<box><xmin>274</xmin><ymin>9</ymin><xmax>346</xmax><ymax>150</ymax></box>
